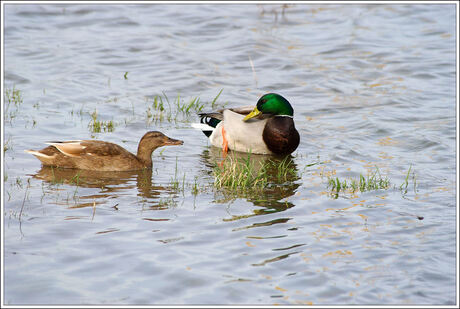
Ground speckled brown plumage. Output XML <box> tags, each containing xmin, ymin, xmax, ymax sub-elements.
<box><xmin>26</xmin><ymin>131</ymin><xmax>183</xmax><ymax>172</ymax></box>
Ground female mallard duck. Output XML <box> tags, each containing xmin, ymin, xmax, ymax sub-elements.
<box><xmin>25</xmin><ymin>131</ymin><xmax>183</xmax><ymax>171</ymax></box>
<box><xmin>193</xmin><ymin>93</ymin><xmax>299</xmax><ymax>155</ymax></box>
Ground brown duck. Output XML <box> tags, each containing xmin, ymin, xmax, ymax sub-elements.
<box><xmin>25</xmin><ymin>131</ymin><xmax>183</xmax><ymax>171</ymax></box>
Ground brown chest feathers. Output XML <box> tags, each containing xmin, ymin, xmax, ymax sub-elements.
<box><xmin>263</xmin><ymin>117</ymin><xmax>300</xmax><ymax>155</ymax></box>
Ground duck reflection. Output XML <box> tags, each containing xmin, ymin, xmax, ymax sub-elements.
<box><xmin>200</xmin><ymin>147</ymin><xmax>301</xmax><ymax>214</ymax></box>
<box><xmin>30</xmin><ymin>166</ymin><xmax>168</xmax><ymax>203</ymax></box>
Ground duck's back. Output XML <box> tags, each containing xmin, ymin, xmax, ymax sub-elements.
<box><xmin>31</xmin><ymin>140</ymin><xmax>143</xmax><ymax>171</ymax></box>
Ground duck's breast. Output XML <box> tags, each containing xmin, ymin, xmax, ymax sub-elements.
<box><xmin>210</xmin><ymin>109</ymin><xmax>272</xmax><ymax>154</ymax></box>
<box><xmin>263</xmin><ymin>116</ymin><xmax>300</xmax><ymax>155</ymax></box>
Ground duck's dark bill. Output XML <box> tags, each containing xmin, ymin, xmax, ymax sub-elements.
<box><xmin>166</xmin><ymin>138</ymin><xmax>184</xmax><ymax>145</ymax></box>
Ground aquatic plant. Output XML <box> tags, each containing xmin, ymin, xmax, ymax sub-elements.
<box><xmin>327</xmin><ymin>165</ymin><xmax>417</xmax><ymax>199</ymax></box>
<box><xmin>399</xmin><ymin>164</ymin><xmax>416</xmax><ymax>195</ymax></box>
<box><xmin>4</xmin><ymin>136</ymin><xmax>13</xmax><ymax>153</ymax></box>
<box><xmin>145</xmin><ymin>90</ymin><xmax>225</xmax><ymax>124</ymax></box>
<box><xmin>5</xmin><ymin>86</ymin><xmax>23</xmax><ymax>108</ymax></box>
<box><xmin>49</xmin><ymin>167</ymin><xmax>65</xmax><ymax>186</ymax></box>
<box><xmin>214</xmin><ymin>154</ymin><xmax>268</xmax><ymax>190</ymax></box>
<box><xmin>157</xmin><ymin>196</ymin><xmax>177</xmax><ymax>208</ymax></box>
<box><xmin>152</xmin><ymin>95</ymin><xmax>165</xmax><ymax>111</ymax></box>
<box><xmin>15</xmin><ymin>177</ymin><xmax>24</xmax><ymax>189</ymax></box>
<box><xmin>327</xmin><ymin>166</ymin><xmax>390</xmax><ymax>198</ymax></box>
<box><xmin>166</xmin><ymin>158</ymin><xmax>210</xmax><ymax>196</ymax></box>
<box><xmin>4</xmin><ymin>86</ymin><xmax>23</xmax><ymax>123</ymax></box>
<box><xmin>213</xmin><ymin>153</ymin><xmax>298</xmax><ymax>192</ymax></box>
<box><xmin>191</xmin><ymin>176</ymin><xmax>200</xmax><ymax>196</ymax></box>
<box><xmin>175</xmin><ymin>93</ymin><xmax>206</xmax><ymax>114</ymax></box>
<box><xmin>169</xmin><ymin>158</ymin><xmax>182</xmax><ymax>192</ymax></box>
<box><xmin>88</xmin><ymin>110</ymin><xmax>115</xmax><ymax>133</ymax></box>
<box><xmin>210</xmin><ymin>88</ymin><xmax>223</xmax><ymax>108</ymax></box>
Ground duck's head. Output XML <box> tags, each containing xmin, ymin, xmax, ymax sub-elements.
<box><xmin>243</xmin><ymin>93</ymin><xmax>294</xmax><ymax>121</ymax></box>
<box><xmin>136</xmin><ymin>131</ymin><xmax>183</xmax><ymax>168</ymax></box>
<box><xmin>139</xmin><ymin>131</ymin><xmax>184</xmax><ymax>151</ymax></box>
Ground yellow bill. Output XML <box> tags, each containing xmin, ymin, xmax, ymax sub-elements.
<box><xmin>243</xmin><ymin>107</ymin><xmax>261</xmax><ymax>121</ymax></box>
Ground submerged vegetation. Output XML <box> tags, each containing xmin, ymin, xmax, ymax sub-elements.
<box><xmin>327</xmin><ymin>165</ymin><xmax>416</xmax><ymax>199</ymax></box>
<box><xmin>145</xmin><ymin>89</ymin><xmax>224</xmax><ymax>124</ymax></box>
<box><xmin>88</xmin><ymin>110</ymin><xmax>115</xmax><ymax>133</ymax></box>
<box><xmin>5</xmin><ymin>83</ymin><xmax>422</xmax><ymax>212</ymax></box>
<box><xmin>213</xmin><ymin>152</ymin><xmax>299</xmax><ymax>192</ymax></box>
<box><xmin>4</xmin><ymin>86</ymin><xmax>23</xmax><ymax>123</ymax></box>
<box><xmin>399</xmin><ymin>164</ymin><xmax>416</xmax><ymax>195</ymax></box>
<box><xmin>327</xmin><ymin>166</ymin><xmax>390</xmax><ymax>196</ymax></box>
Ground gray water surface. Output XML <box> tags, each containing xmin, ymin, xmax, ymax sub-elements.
<box><xmin>3</xmin><ymin>3</ymin><xmax>457</xmax><ymax>305</ymax></box>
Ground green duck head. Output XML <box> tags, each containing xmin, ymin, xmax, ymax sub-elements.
<box><xmin>243</xmin><ymin>93</ymin><xmax>294</xmax><ymax>121</ymax></box>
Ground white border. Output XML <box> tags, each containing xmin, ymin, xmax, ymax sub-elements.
<box><xmin>1</xmin><ymin>1</ymin><xmax>458</xmax><ymax>308</ymax></box>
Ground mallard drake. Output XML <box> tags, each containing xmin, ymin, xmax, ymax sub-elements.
<box><xmin>25</xmin><ymin>131</ymin><xmax>183</xmax><ymax>171</ymax></box>
<box><xmin>192</xmin><ymin>93</ymin><xmax>299</xmax><ymax>155</ymax></box>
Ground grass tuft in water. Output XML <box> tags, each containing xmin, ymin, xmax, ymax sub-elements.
<box><xmin>191</xmin><ymin>176</ymin><xmax>200</xmax><ymax>196</ymax></box>
<box><xmin>152</xmin><ymin>95</ymin><xmax>165</xmax><ymax>111</ymax></box>
<box><xmin>88</xmin><ymin>110</ymin><xmax>116</xmax><ymax>133</ymax></box>
<box><xmin>157</xmin><ymin>196</ymin><xmax>177</xmax><ymax>208</ymax></box>
<box><xmin>400</xmin><ymin>164</ymin><xmax>411</xmax><ymax>194</ymax></box>
<box><xmin>5</xmin><ymin>86</ymin><xmax>23</xmax><ymax>107</ymax></box>
<box><xmin>327</xmin><ymin>165</ymin><xmax>417</xmax><ymax>199</ymax></box>
<box><xmin>49</xmin><ymin>167</ymin><xmax>65</xmax><ymax>186</ymax></box>
<box><xmin>145</xmin><ymin>90</ymin><xmax>225</xmax><ymax>124</ymax></box>
<box><xmin>399</xmin><ymin>165</ymin><xmax>417</xmax><ymax>195</ymax></box>
<box><xmin>210</xmin><ymin>88</ymin><xmax>223</xmax><ymax>108</ymax></box>
<box><xmin>170</xmin><ymin>169</ymin><xmax>181</xmax><ymax>192</ymax></box>
<box><xmin>213</xmin><ymin>154</ymin><xmax>267</xmax><ymax>190</ymax></box>
<box><xmin>4</xmin><ymin>86</ymin><xmax>23</xmax><ymax>123</ymax></box>
<box><xmin>213</xmin><ymin>153</ymin><xmax>297</xmax><ymax>192</ymax></box>
<box><xmin>175</xmin><ymin>93</ymin><xmax>206</xmax><ymax>114</ymax></box>
<box><xmin>4</xmin><ymin>136</ymin><xmax>13</xmax><ymax>153</ymax></box>
<box><xmin>328</xmin><ymin>166</ymin><xmax>390</xmax><ymax>198</ymax></box>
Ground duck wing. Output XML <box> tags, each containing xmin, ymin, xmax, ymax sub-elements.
<box><xmin>195</xmin><ymin>105</ymin><xmax>259</xmax><ymax>138</ymax></box>
<box><xmin>198</xmin><ymin>105</ymin><xmax>256</xmax><ymax>123</ymax></box>
<box><xmin>48</xmin><ymin>140</ymin><xmax>126</xmax><ymax>158</ymax></box>
<box><xmin>227</xmin><ymin>106</ymin><xmax>255</xmax><ymax>115</ymax></box>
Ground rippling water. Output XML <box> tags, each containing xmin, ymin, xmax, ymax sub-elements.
<box><xmin>3</xmin><ymin>3</ymin><xmax>457</xmax><ymax>305</ymax></box>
